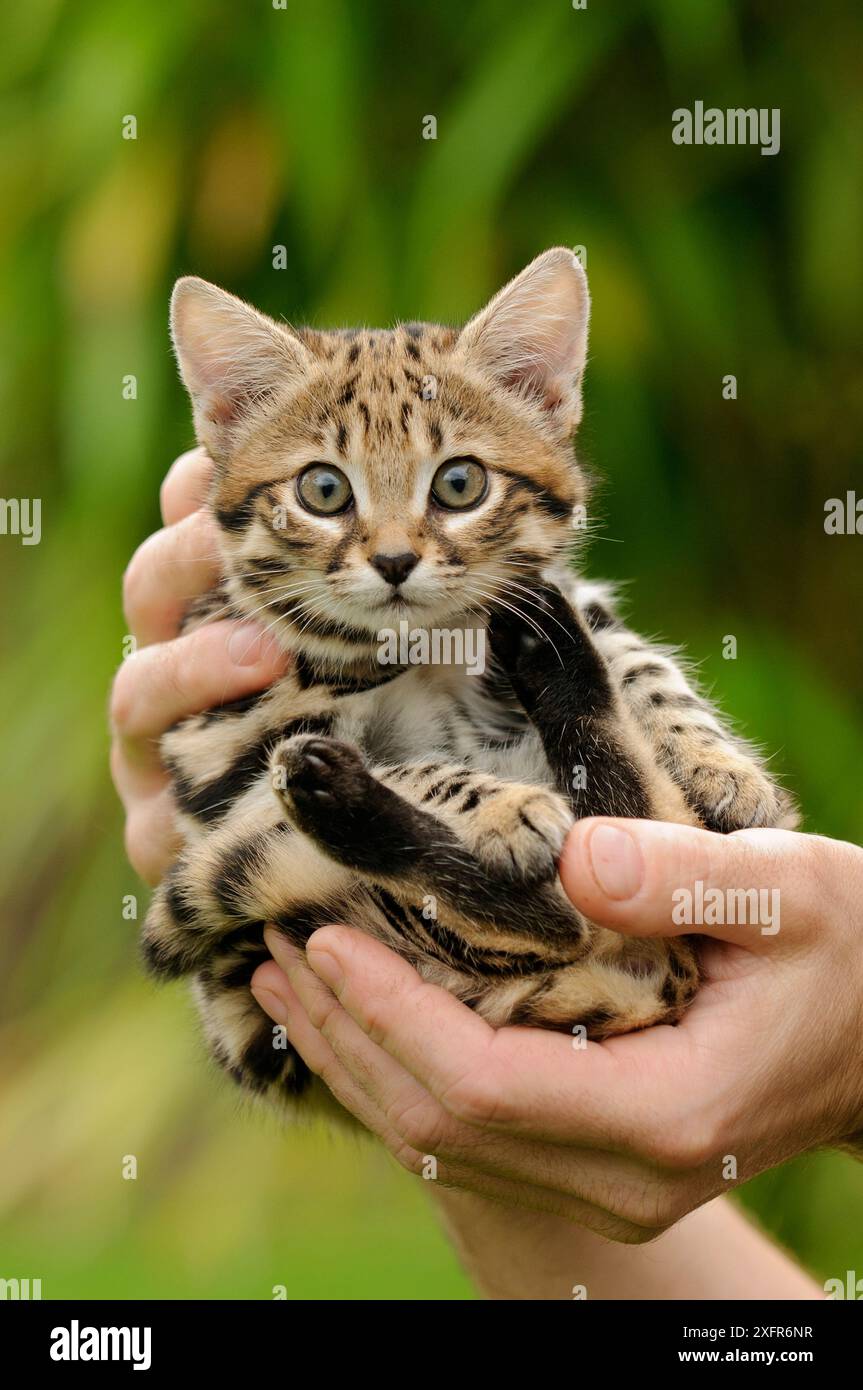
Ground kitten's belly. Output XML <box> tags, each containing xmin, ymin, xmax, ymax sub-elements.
<box><xmin>331</xmin><ymin>664</ymin><xmax>553</xmax><ymax>787</ymax></box>
<box><xmin>469</xmin><ymin>732</ymin><xmax>553</xmax><ymax>785</ymax></box>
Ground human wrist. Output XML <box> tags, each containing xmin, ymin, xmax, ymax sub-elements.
<box><xmin>427</xmin><ymin>1186</ymin><xmax>581</xmax><ymax>1301</ymax></box>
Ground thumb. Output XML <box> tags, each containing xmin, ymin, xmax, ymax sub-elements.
<box><xmin>559</xmin><ymin>818</ymin><xmax>826</xmax><ymax>950</ymax></box>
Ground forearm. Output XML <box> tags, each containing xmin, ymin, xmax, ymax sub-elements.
<box><xmin>431</xmin><ymin>1189</ymin><xmax>822</xmax><ymax>1301</ymax></box>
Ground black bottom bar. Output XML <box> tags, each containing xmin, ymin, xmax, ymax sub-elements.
<box><xmin>3</xmin><ymin>1297</ymin><xmax>857</xmax><ymax>1373</ymax></box>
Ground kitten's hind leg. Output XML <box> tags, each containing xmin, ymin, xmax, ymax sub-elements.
<box><xmin>506</xmin><ymin>934</ymin><xmax>700</xmax><ymax>1037</ymax></box>
<box><xmin>194</xmin><ymin>957</ymin><xmax>313</xmax><ymax>1102</ymax></box>
<box><xmin>193</xmin><ymin>964</ymin><xmax>357</xmax><ymax>1124</ymax></box>
<box><xmin>271</xmin><ymin>734</ymin><xmax>586</xmax><ymax>946</ymax></box>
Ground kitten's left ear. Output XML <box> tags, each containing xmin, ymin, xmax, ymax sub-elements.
<box><xmin>458</xmin><ymin>247</ymin><xmax>590</xmax><ymax>436</ymax></box>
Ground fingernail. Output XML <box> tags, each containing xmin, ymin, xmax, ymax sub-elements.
<box><xmin>227</xmin><ymin>623</ymin><xmax>281</xmax><ymax>667</ymax></box>
<box><xmin>306</xmin><ymin>947</ymin><xmax>343</xmax><ymax>993</ymax></box>
<box><xmin>587</xmin><ymin>824</ymin><xmax>644</xmax><ymax>900</ymax></box>
<box><xmin>251</xmin><ymin>985</ymin><xmax>289</xmax><ymax>1024</ymax></box>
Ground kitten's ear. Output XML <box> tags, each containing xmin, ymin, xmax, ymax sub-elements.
<box><xmin>170</xmin><ymin>277</ymin><xmax>311</xmax><ymax>459</ymax></box>
<box><xmin>458</xmin><ymin>248</ymin><xmax>590</xmax><ymax>436</ymax></box>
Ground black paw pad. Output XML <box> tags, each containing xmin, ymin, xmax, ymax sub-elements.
<box><xmin>271</xmin><ymin>735</ymin><xmax>368</xmax><ymax>810</ymax></box>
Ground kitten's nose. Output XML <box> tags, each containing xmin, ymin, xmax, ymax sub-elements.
<box><xmin>371</xmin><ymin>551</ymin><xmax>420</xmax><ymax>587</ymax></box>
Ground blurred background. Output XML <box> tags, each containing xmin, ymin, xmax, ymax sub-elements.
<box><xmin>1</xmin><ymin>0</ymin><xmax>861</xmax><ymax>1299</ymax></box>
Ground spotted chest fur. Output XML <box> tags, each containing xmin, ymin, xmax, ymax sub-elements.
<box><xmin>141</xmin><ymin>250</ymin><xmax>796</xmax><ymax>1116</ymax></box>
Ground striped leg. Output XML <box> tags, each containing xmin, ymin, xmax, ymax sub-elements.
<box><xmin>271</xmin><ymin>734</ymin><xmax>586</xmax><ymax>945</ymax></box>
<box><xmin>575</xmin><ymin>580</ymin><xmax>797</xmax><ymax>832</ymax></box>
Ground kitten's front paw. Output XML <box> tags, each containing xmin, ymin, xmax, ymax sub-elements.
<box><xmin>488</xmin><ymin>580</ymin><xmax>573</xmax><ymax>668</ymax></box>
<box><xmin>271</xmin><ymin>734</ymin><xmax>369</xmax><ymax>829</ymax></box>
<box><xmin>687</xmin><ymin>759</ymin><xmax>785</xmax><ymax>832</ymax></box>
<box><xmin>487</xmin><ymin>581</ymin><xmax>593</xmax><ymax>719</ymax></box>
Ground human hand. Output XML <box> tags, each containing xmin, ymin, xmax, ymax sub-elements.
<box><xmin>251</xmin><ymin>819</ymin><xmax>863</xmax><ymax>1242</ymax></box>
<box><xmin>110</xmin><ymin>448</ymin><xmax>288</xmax><ymax>884</ymax></box>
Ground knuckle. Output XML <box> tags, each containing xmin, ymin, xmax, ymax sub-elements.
<box><xmin>123</xmin><ymin>797</ymin><xmax>175</xmax><ymax>886</ymax></box>
<box><xmin>642</xmin><ymin>1114</ymin><xmax>718</xmax><ymax>1172</ymax></box>
<box><xmin>123</xmin><ymin>809</ymin><xmax>150</xmax><ymax>881</ymax></box>
<box><xmin>159</xmin><ymin>473</ymin><xmax>174</xmax><ymax>521</ymax></box>
<box><xmin>616</xmin><ymin>1179</ymin><xmax>691</xmax><ymax>1231</ymax></box>
<box><xmin>440</xmin><ymin>1064</ymin><xmax>508</xmax><ymax>1128</ymax></box>
<box><xmin>109</xmin><ymin>737</ymin><xmax>127</xmax><ymax>794</ymax></box>
<box><xmin>387</xmin><ymin>1095</ymin><xmax>447</xmax><ymax>1155</ymax></box>
<box><xmin>160</xmin><ymin>448</ymin><xmax>209</xmax><ymax>522</ymax></box>
<box><xmin>358</xmin><ymin>977</ymin><xmax>430</xmax><ymax>1052</ymax></box>
<box><xmin>122</xmin><ymin>537</ymin><xmax>154</xmax><ymax>622</ymax></box>
<box><xmin>388</xmin><ymin>1139</ymin><xmax>425</xmax><ymax>1175</ymax></box>
<box><xmin>803</xmin><ymin>834</ymin><xmax>852</xmax><ymax>929</ymax></box>
<box><xmin>109</xmin><ymin>661</ymin><xmax>136</xmax><ymax>731</ymax></box>
<box><xmin>159</xmin><ymin>467</ymin><xmax>188</xmax><ymax>523</ymax></box>
<box><xmin>357</xmin><ymin>1000</ymin><xmax>393</xmax><ymax>1050</ymax></box>
<box><xmin>161</xmin><ymin>639</ymin><xmax>193</xmax><ymax>706</ymax></box>
<box><xmin>307</xmin><ymin>989</ymin><xmax>345</xmax><ymax>1036</ymax></box>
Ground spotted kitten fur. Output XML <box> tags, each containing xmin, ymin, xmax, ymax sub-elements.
<box><xmin>143</xmin><ymin>249</ymin><xmax>796</xmax><ymax>1114</ymax></box>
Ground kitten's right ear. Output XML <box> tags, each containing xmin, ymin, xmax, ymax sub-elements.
<box><xmin>170</xmin><ymin>277</ymin><xmax>311</xmax><ymax>459</ymax></box>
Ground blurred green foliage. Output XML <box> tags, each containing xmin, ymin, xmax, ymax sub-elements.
<box><xmin>1</xmin><ymin>0</ymin><xmax>861</xmax><ymax>1299</ymax></box>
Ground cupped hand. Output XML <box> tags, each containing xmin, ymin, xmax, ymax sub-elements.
<box><xmin>251</xmin><ymin>819</ymin><xmax>863</xmax><ymax>1242</ymax></box>
<box><xmin>110</xmin><ymin>448</ymin><xmax>288</xmax><ymax>884</ymax></box>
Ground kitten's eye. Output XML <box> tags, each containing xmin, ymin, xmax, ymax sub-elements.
<box><xmin>296</xmin><ymin>464</ymin><xmax>353</xmax><ymax>516</ymax></box>
<box><xmin>430</xmin><ymin>458</ymin><xmax>488</xmax><ymax>510</ymax></box>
